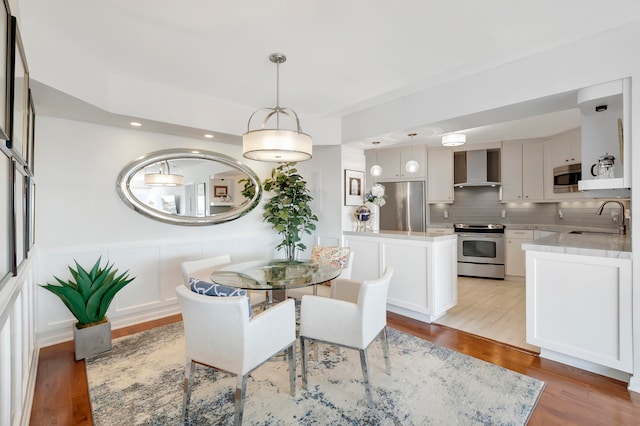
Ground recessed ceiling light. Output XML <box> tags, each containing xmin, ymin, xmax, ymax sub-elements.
<box><xmin>130</xmin><ymin>122</ymin><xmax>142</xmax><ymax>127</ymax></box>
<box><xmin>204</xmin><ymin>134</ymin><xmax>214</xmax><ymax>139</ymax></box>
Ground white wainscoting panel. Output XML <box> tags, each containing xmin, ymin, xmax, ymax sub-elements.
<box><xmin>36</xmin><ymin>234</ymin><xmax>280</xmax><ymax>347</ymax></box>
<box><xmin>0</xmin><ymin>255</ymin><xmax>38</xmax><ymax>426</ymax></box>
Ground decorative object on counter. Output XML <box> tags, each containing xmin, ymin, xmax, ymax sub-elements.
<box><xmin>39</xmin><ymin>257</ymin><xmax>135</xmax><ymax>360</ymax></box>
<box><xmin>263</xmin><ymin>162</ymin><xmax>318</xmax><ymax>261</ymax></box>
<box><xmin>242</xmin><ymin>53</ymin><xmax>312</xmax><ymax>162</ymax></box>
<box><xmin>365</xmin><ymin>183</ymin><xmax>386</xmax><ymax>231</ymax></box>
<box><xmin>344</xmin><ymin>169</ymin><xmax>365</xmax><ymax>205</ymax></box>
<box><xmin>442</xmin><ymin>133</ymin><xmax>466</xmax><ymax>146</ymax></box>
<box><xmin>590</xmin><ymin>153</ymin><xmax>615</xmax><ymax>179</ymax></box>
<box><xmin>354</xmin><ymin>204</ymin><xmax>371</xmax><ymax>231</ymax></box>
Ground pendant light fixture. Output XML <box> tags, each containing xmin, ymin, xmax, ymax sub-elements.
<box><xmin>242</xmin><ymin>53</ymin><xmax>312</xmax><ymax>162</ymax></box>
<box><xmin>442</xmin><ymin>133</ymin><xmax>466</xmax><ymax>146</ymax></box>
<box><xmin>405</xmin><ymin>132</ymin><xmax>420</xmax><ymax>173</ymax></box>
<box><xmin>369</xmin><ymin>141</ymin><xmax>382</xmax><ymax>177</ymax></box>
<box><xmin>144</xmin><ymin>160</ymin><xmax>184</xmax><ymax>186</ymax></box>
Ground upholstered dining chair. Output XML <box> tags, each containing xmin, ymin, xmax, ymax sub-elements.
<box><xmin>175</xmin><ymin>285</ymin><xmax>296</xmax><ymax>426</ymax></box>
<box><xmin>180</xmin><ymin>254</ymin><xmax>267</xmax><ymax>310</ymax></box>
<box><xmin>286</xmin><ymin>247</ymin><xmax>354</xmax><ymax>300</ymax></box>
<box><xmin>298</xmin><ymin>268</ymin><xmax>394</xmax><ymax>408</ymax></box>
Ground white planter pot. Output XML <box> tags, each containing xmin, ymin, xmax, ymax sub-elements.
<box><xmin>74</xmin><ymin>318</ymin><xmax>112</xmax><ymax>360</ymax></box>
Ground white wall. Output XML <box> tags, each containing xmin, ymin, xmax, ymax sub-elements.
<box><xmin>341</xmin><ymin>145</ymin><xmax>366</xmax><ymax>233</ymax></box>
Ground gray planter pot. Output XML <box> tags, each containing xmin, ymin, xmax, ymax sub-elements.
<box><xmin>74</xmin><ymin>319</ymin><xmax>112</xmax><ymax>360</ymax></box>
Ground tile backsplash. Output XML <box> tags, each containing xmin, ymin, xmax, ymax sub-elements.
<box><xmin>429</xmin><ymin>187</ymin><xmax>630</xmax><ymax>231</ymax></box>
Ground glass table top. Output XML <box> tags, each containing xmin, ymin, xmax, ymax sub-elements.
<box><xmin>211</xmin><ymin>259</ymin><xmax>342</xmax><ymax>291</ymax></box>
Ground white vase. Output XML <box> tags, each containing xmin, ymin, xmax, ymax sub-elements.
<box><xmin>366</xmin><ymin>202</ymin><xmax>380</xmax><ymax>232</ymax></box>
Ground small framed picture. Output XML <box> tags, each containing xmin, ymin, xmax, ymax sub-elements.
<box><xmin>214</xmin><ymin>185</ymin><xmax>228</xmax><ymax>197</ymax></box>
<box><xmin>344</xmin><ymin>169</ymin><xmax>364</xmax><ymax>206</ymax></box>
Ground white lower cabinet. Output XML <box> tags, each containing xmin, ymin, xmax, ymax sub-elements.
<box><xmin>525</xmin><ymin>250</ymin><xmax>632</xmax><ymax>373</ymax></box>
<box><xmin>344</xmin><ymin>233</ymin><xmax>457</xmax><ymax>322</ymax></box>
<box><xmin>505</xmin><ymin>230</ymin><xmax>533</xmax><ymax>277</ymax></box>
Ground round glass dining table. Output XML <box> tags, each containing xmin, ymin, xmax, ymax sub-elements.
<box><xmin>211</xmin><ymin>259</ymin><xmax>342</xmax><ymax>304</ymax></box>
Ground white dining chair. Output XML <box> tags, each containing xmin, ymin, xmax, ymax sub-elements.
<box><xmin>180</xmin><ymin>254</ymin><xmax>268</xmax><ymax>310</ymax></box>
<box><xmin>298</xmin><ymin>268</ymin><xmax>394</xmax><ymax>408</ymax></box>
<box><xmin>175</xmin><ymin>285</ymin><xmax>296</xmax><ymax>426</ymax></box>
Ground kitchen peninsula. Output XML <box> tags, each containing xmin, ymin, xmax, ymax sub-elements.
<box><xmin>343</xmin><ymin>230</ymin><xmax>457</xmax><ymax>323</ymax></box>
<box><xmin>523</xmin><ymin>232</ymin><xmax>633</xmax><ymax>382</ymax></box>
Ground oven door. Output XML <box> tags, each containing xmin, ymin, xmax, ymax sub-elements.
<box><xmin>456</xmin><ymin>233</ymin><xmax>505</xmax><ymax>265</ymax></box>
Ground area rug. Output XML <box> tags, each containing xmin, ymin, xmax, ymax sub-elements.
<box><xmin>86</xmin><ymin>322</ymin><xmax>544</xmax><ymax>425</ymax></box>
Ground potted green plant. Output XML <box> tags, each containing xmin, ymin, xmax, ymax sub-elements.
<box><xmin>262</xmin><ymin>162</ymin><xmax>318</xmax><ymax>261</ymax></box>
<box><xmin>40</xmin><ymin>257</ymin><xmax>135</xmax><ymax>360</ymax></box>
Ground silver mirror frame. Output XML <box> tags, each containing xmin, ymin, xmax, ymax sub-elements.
<box><xmin>116</xmin><ymin>148</ymin><xmax>262</xmax><ymax>226</ymax></box>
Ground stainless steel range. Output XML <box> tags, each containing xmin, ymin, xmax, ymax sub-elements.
<box><xmin>454</xmin><ymin>224</ymin><xmax>505</xmax><ymax>279</ymax></box>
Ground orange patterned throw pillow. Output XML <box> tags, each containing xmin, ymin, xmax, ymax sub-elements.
<box><xmin>311</xmin><ymin>246</ymin><xmax>351</xmax><ymax>269</ymax></box>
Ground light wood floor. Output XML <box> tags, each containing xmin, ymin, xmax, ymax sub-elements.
<box><xmin>30</xmin><ymin>313</ymin><xmax>640</xmax><ymax>425</ymax></box>
<box><xmin>435</xmin><ymin>276</ymin><xmax>540</xmax><ymax>352</ymax></box>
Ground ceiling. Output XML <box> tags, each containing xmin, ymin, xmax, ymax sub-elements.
<box><xmin>18</xmin><ymin>0</ymin><xmax>640</xmax><ymax>148</ymax></box>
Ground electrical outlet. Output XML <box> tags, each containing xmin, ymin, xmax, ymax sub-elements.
<box><xmin>443</xmin><ymin>209</ymin><xmax>449</xmax><ymax>219</ymax></box>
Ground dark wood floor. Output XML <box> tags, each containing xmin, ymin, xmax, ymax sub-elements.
<box><xmin>29</xmin><ymin>312</ymin><xmax>640</xmax><ymax>425</ymax></box>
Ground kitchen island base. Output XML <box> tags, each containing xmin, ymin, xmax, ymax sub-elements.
<box><xmin>343</xmin><ymin>231</ymin><xmax>457</xmax><ymax>323</ymax></box>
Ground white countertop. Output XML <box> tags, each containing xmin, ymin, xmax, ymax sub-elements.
<box><xmin>522</xmin><ymin>232</ymin><xmax>631</xmax><ymax>259</ymax></box>
<box><xmin>343</xmin><ymin>230</ymin><xmax>457</xmax><ymax>242</ymax></box>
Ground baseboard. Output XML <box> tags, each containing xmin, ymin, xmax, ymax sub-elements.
<box><xmin>628</xmin><ymin>375</ymin><xmax>640</xmax><ymax>394</ymax></box>
<box><xmin>386</xmin><ymin>304</ymin><xmax>435</xmax><ymax>323</ymax></box>
<box><xmin>539</xmin><ymin>348</ymin><xmax>632</xmax><ymax>383</ymax></box>
<box><xmin>36</xmin><ymin>305</ymin><xmax>182</xmax><ymax>348</ymax></box>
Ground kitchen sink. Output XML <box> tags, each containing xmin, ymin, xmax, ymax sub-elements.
<box><xmin>568</xmin><ymin>230</ymin><xmax>617</xmax><ymax>235</ymax></box>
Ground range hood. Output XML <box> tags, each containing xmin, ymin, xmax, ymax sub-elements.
<box><xmin>453</xmin><ymin>149</ymin><xmax>501</xmax><ymax>188</ymax></box>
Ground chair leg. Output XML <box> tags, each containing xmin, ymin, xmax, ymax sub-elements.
<box><xmin>182</xmin><ymin>359</ymin><xmax>195</xmax><ymax>423</ymax></box>
<box><xmin>359</xmin><ymin>349</ymin><xmax>374</xmax><ymax>408</ymax></box>
<box><xmin>287</xmin><ymin>342</ymin><xmax>296</xmax><ymax>396</ymax></box>
<box><xmin>381</xmin><ymin>326</ymin><xmax>391</xmax><ymax>375</ymax></box>
<box><xmin>234</xmin><ymin>374</ymin><xmax>247</xmax><ymax>426</ymax></box>
<box><xmin>300</xmin><ymin>336</ymin><xmax>309</xmax><ymax>389</ymax></box>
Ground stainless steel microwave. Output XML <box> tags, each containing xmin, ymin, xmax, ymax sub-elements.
<box><xmin>553</xmin><ymin>163</ymin><xmax>581</xmax><ymax>193</ymax></box>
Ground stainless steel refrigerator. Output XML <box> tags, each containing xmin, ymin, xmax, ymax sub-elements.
<box><xmin>378</xmin><ymin>181</ymin><xmax>426</xmax><ymax>232</ymax></box>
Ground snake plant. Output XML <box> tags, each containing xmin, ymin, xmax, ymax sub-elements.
<box><xmin>40</xmin><ymin>257</ymin><xmax>135</xmax><ymax>327</ymax></box>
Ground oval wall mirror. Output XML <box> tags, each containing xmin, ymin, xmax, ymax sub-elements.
<box><xmin>116</xmin><ymin>149</ymin><xmax>262</xmax><ymax>226</ymax></box>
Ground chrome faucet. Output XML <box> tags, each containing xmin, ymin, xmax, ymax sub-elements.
<box><xmin>596</xmin><ymin>200</ymin><xmax>627</xmax><ymax>235</ymax></box>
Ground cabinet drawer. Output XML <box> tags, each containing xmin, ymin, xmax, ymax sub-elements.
<box><xmin>427</xmin><ymin>227</ymin><xmax>454</xmax><ymax>235</ymax></box>
<box><xmin>505</xmin><ymin>230</ymin><xmax>534</xmax><ymax>239</ymax></box>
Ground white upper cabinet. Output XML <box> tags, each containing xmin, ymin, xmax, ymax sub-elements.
<box><xmin>578</xmin><ymin>78</ymin><xmax>631</xmax><ymax>192</ymax></box>
<box><xmin>550</xmin><ymin>132</ymin><xmax>581</xmax><ymax>168</ymax></box>
<box><xmin>366</xmin><ymin>146</ymin><xmax>426</xmax><ymax>181</ymax></box>
<box><xmin>377</xmin><ymin>148</ymin><xmax>402</xmax><ymax>179</ymax></box>
<box><xmin>501</xmin><ymin>140</ymin><xmax>544</xmax><ymax>202</ymax></box>
<box><xmin>427</xmin><ymin>147</ymin><xmax>454</xmax><ymax>203</ymax></box>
